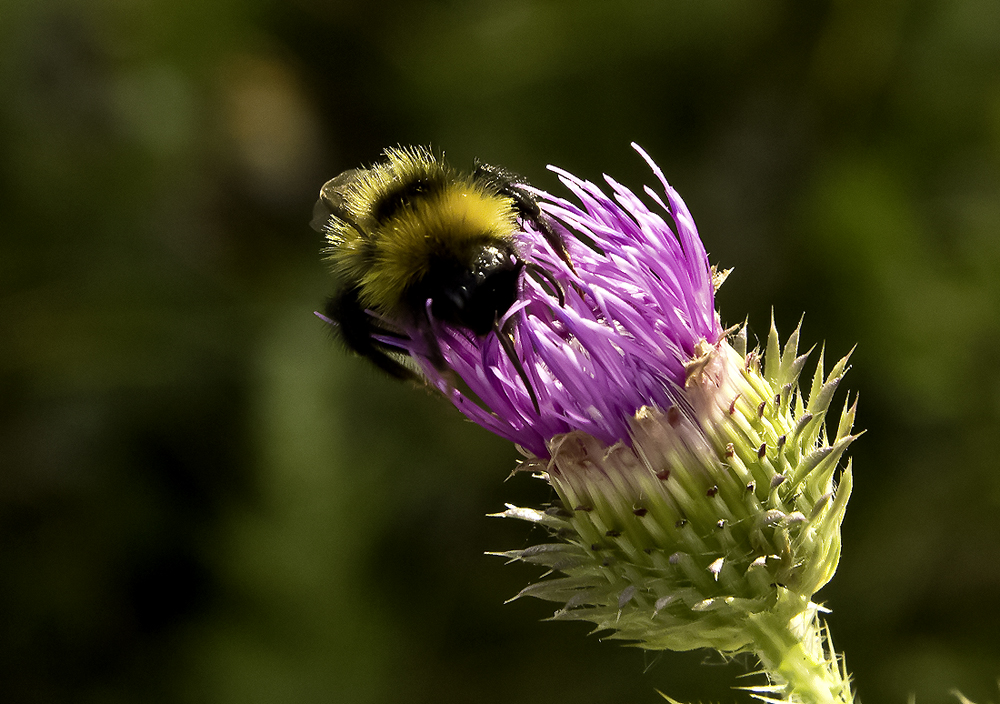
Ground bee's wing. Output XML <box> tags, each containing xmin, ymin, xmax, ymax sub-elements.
<box><xmin>310</xmin><ymin>168</ymin><xmax>363</xmax><ymax>232</ymax></box>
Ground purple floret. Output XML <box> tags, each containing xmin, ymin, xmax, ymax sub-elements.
<box><xmin>401</xmin><ymin>144</ymin><xmax>721</xmax><ymax>457</ymax></box>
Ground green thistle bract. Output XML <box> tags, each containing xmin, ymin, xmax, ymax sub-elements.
<box><xmin>494</xmin><ymin>323</ymin><xmax>857</xmax><ymax>655</ymax></box>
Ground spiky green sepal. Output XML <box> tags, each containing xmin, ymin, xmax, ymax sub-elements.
<box><xmin>492</xmin><ymin>320</ymin><xmax>857</xmax><ymax>701</ymax></box>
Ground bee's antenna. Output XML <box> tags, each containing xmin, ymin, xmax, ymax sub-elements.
<box><xmin>495</xmin><ymin>320</ymin><xmax>540</xmax><ymax>415</ymax></box>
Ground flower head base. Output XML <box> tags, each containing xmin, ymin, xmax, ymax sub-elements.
<box><xmin>394</xmin><ymin>144</ymin><xmax>722</xmax><ymax>457</ymax></box>
<box><xmin>494</xmin><ymin>323</ymin><xmax>857</xmax><ymax>656</ymax></box>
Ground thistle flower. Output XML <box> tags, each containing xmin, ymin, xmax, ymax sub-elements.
<box><xmin>399</xmin><ymin>145</ymin><xmax>722</xmax><ymax>458</ymax></box>
<box><xmin>334</xmin><ymin>144</ymin><xmax>859</xmax><ymax>704</ymax></box>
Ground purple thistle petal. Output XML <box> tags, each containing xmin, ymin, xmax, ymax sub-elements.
<box><xmin>402</xmin><ymin>145</ymin><xmax>722</xmax><ymax>457</ymax></box>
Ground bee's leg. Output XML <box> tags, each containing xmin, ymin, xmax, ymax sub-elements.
<box><xmin>325</xmin><ymin>288</ymin><xmax>417</xmax><ymax>380</ymax></box>
<box><xmin>416</xmin><ymin>319</ymin><xmax>450</xmax><ymax>374</ymax></box>
<box><xmin>474</xmin><ymin>162</ymin><xmax>576</xmax><ymax>273</ymax></box>
<box><xmin>495</xmin><ymin>319</ymin><xmax>540</xmax><ymax>415</ymax></box>
<box><xmin>524</xmin><ymin>262</ymin><xmax>565</xmax><ymax>307</ymax></box>
<box><xmin>515</xmin><ymin>197</ymin><xmax>576</xmax><ymax>274</ymax></box>
<box><xmin>403</xmin><ymin>306</ymin><xmax>464</xmax><ymax>383</ymax></box>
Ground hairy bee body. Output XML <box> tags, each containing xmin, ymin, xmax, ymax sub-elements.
<box><xmin>312</xmin><ymin>146</ymin><xmax>562</xmax><ymax>381</ymax></box>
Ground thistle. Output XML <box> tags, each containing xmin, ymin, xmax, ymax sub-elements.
<box><xmin>329</xmin><ymin>144</ymin><xmax>859</xmax><ymax>704</ymax></box>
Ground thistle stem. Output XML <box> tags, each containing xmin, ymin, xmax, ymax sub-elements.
<box><xmin>744</xmin><ymin>605</ymin><xmax>854</xmax><ymax>704</ymax></box>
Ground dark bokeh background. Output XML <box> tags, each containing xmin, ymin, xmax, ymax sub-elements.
<box><xmin>2</xmin><ymin>1</ymin><xmax>999</xmax><ymax>702</ymax></box>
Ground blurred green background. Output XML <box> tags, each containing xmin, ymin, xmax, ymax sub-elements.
<box><xmin>2</xmin><ymin>0</ymin><xmax>999</xmax><ymax>702</ymax></box>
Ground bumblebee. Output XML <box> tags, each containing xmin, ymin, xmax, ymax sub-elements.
<box><xmin>311</xmin><ymin>146</ymin><xmax>568</xmax><ymax>404</ymax></box>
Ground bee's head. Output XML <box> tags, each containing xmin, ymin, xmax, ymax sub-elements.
<box><xmin>407</xmin><ymin>242</ymin><xmax>522</xmax><ymax>336</ymax></box>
